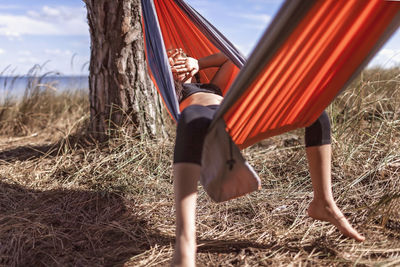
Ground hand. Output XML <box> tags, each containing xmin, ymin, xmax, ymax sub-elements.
<box><xmin>172</xmin><ymin>57</ymin><xmax>199</xmax><ymax>82</ymax></box>
<box><xmin>167</xmin><ymin>48</ymin><xmax>181</xmax><ymax>67</ymax></box>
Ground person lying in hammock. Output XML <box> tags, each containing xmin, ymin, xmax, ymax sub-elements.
<box><xmin>168</xmin><ymin>48</ymin><xmax>365</xmax><ymax>267</ymax></box>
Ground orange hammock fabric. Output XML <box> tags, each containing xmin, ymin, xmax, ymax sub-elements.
<box><xmin>145</xmin><ymin>0</ymin><xmax>400</xmax><ymax>149</ymax></box>
<box><xmin>222</xmin><ymin>0</ymin><xmax>400</xmax><ymax>148</ymax></box>
<box><xmin>153</xmin><ymin>0</ymin><xmax>240</xmax><ymax>96</ymax></box>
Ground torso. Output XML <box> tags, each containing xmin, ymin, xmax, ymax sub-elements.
<box><xmin>179</xmin><ymin>92</ymin><xmax>223</xmax><ymax>111</ymax></box>
<box><xmin>178</xmin><ymin>83</ymin><xmax>223</xmax><ymax>111</ymax></box>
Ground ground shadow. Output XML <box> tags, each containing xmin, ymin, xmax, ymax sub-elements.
<box><xmin>0</xmin><ymin>180</ymin><xmax>173</xmax><ymax>266</ymax></box>
<box><xmin>197</xmin><ymin>239</ymin><xmax>277</xmax><ymax>254</ymax></box>
<box><xmin>0</xmin><ymin>134</ymin><xmax>95</xmax><ymax>162</ymax></box>
<box><xmin>0</xmin><ymin>143</ymin><xmax>59</xmax><ymax>161</ymax></box>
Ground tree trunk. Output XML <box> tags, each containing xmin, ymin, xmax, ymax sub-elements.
<box><xmin>84</xmin><ymin>0</ymin><xmax>164</xmax><ymax>140</ymax></box>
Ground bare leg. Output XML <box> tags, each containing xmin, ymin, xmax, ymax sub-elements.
<box><xmin>172</xmin><ymin>163</ymin><xmax>200</xmax><ymax>267</ymax></box>
<box><xmin>306</xmin><ymin>144</ymin><xmax>365</xmax><ymax>241</ymax></box>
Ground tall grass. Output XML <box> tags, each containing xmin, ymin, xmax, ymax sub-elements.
<box><xmin>0</xmin><ymin>65</ymin><xmax>89</xmax><ymax>137</ymax></box>
<box><xmin>0</xmin><ymin>67</ymin><xmax>399</xmax><ymax>266</ymax></box>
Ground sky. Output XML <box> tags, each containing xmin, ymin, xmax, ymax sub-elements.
<box><xmin>0</xmin><ymin>0</ymin><xmax>399</xmax><ymax>76</ymax></box>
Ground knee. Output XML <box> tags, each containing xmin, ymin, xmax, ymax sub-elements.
<box><xmin>305</xmin><ymin>111</ymin><xmax>331</xmax><ymax>147</ymax></box>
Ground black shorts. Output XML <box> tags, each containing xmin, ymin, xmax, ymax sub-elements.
<box><xmin>173</xmin><ymin>106</ymin><xmax>331</xmax><ymax>165</ymax></box>
<box><xmin>174</xmin><ymin>105</ymin><xmax>218</xmax><ymax>165</ymax></box>
<box><xmin>305</xmin><ymin>111</ymin><xmax>331</xmax><ymax>147</ymax></box>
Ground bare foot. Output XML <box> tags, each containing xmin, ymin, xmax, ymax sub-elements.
<box><xmin>307</xmin><ymin>199</ymin><xmax>365</xmax><ymax>242</ymax></box>
<box><xmin>172</xmin><ymin>236</ymin><xmax>196</xmax><ymax>267</ymax></box>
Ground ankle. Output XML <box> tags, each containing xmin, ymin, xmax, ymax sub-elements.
<box><xmin>175</xmin><ymin>230</ymin><xmax>196</xmax><ymax>253</ymax></box>
<box><xmin>176</xmin><ymin>224</ymin><xmax>196</xmax><ymax>241</ymax></box>
<box><xmin>173</xmin><ymin>236</ymin><xmax>196</xmax><ymax>267</ymax></box>
<box><xmin>311</xmin><ymin>197</ymin><xmax>335</xmax><ymax>207</ymax></box>
<box><xmin>176</xmin><ymin>234</ymin><xmax>196</xmax><ymax>247</ymax></box>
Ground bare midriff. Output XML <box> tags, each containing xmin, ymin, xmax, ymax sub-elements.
<box><xmin>179</xmin><ymin>92</ymin><xmax>223</xmax><ymax>111</ymax></box>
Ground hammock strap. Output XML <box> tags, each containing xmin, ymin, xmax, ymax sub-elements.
<box><xmin>141</xmin><ymin>0</ymin><xmax>180</xmax><ymax>121</ymax></box>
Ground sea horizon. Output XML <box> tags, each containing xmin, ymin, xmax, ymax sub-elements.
<box><xmin>0</xmin><ymin>75</ymin><xmax>89</xmax><ymax>100</ymax></box>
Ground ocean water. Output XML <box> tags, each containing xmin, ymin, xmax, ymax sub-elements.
<box><xmin>0</xmin><ymin>76</ymin><xmax>89</xmax><ymax>100</ymax></box>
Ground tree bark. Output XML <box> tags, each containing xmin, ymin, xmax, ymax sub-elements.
<box><xmin>83</xmin><ymin>0</ymin><xmax>164</xmax><ymax>140</ymax></box>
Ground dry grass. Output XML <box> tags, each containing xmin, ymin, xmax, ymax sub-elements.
<box><xmin>0</xmin><ymin>68</ymin><xmax>399</xmax><ymax>266</ymax></box>
<box><xmin>0</xmin><ymin>70</ymin><xmax>88</xmax><ymax>138</ymax></box>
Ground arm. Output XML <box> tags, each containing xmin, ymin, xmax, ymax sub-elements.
<box><xmin>198</xmin><ymin>52</ymin><xmax>228</xmax><ymax>70</ymax></box>
<box><xmin>172</xmin><ymin>52</ymin><xmax>229</xmax><ymax>80</ymax></box>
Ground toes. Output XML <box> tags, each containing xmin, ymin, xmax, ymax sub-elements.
<box><xmin>307</xmin><ymin>201</ymin><xmax>365</xmax><ymax>242</ymax></box>
<box><xmin>335</xmin><ymin>217</ymin><xmax>365</xmax><ymax>242</ymax></box>
<box><xmin>345</xmin><ymin>228</ymin><xmax>365</xmax><ymax>242</ymax></box>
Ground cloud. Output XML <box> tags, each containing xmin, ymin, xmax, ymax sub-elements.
<box><xmin>17</xmin><ymin>56</ymin><xmax>41</xmax><ymax>64</ymax></box>
<box><xmin>233</xmin><ymin>43</ymin><xmax>255</xmax><ymax>56</ymax></box>
<box><xmin>248</xmin><ymin>0</ymin><xmax>282</xmax><ymax>2</ymax></box>
<box><xmin>0</xmin><ymin>48</ymin><xmax>4</xmax><ymax>54</ymax></box>
<box><xmin>42</xmin><ymin>6</ymin><xmax>61</xmax><ymax>17</ymax></box>
<box><xmin>44</xmin><ymin>49</ymin><xmax>73</xmax><ymax>56</ymax></box>
<box><xmin>187</xmin><ymin>0</ymin><xmax>221</xmax><ymax>17</ymax></box>
<box><xmin>0</xmin><ymin>14</ymin><xmax>57</xmax><ymax>36</ymax></box>
<box><xmin>378</xmin><ymin>48</ymin><xmax>400</xmax><ymax>63</ymax></box>
<box><xmin>249</xmin><ymin>0</ymin><xmax>283</xmax><ymax>4</ymax></box>
<box><xmin>378</xmin><ymin>48</ymin><xmax>400</xmax><ymax>57</ymax></box>
<box><xmin>0</xmin><ymin>5</ymin><xmax>22</xmax><ymax>10</ymax></box>
<box><xmin>18</xmin><ymin>50</ymin><xmax>31</xmax><ymax>56</ymax></box>
<box><xmin>235</xmin><ymin>13</ymin><xmax>271</xmax><ymax>24</ymax></box>
<box><xmin>188</xmin><ymin>0</ymin><xmax>216</xmax><ymax>6</ymax></box>
<box><xmin>227</xmin><ymin>12</ymin><xmax>271</xmax><ymax>30</ymax></box>
<box><xmin>27</xmin><ymin>5</ymin><xmax>85</xmax><ymax>23</ymax></box>
<box><xmin>0</xmin><ymin>5</ymin><xmax>88</xmax><ymax>37</ymax></box>
<box><xmin>369</xmin><ymin>48</ymin><xmax>400</xmax><ymax>68</ymax></box>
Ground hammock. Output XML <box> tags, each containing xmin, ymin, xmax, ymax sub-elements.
<box><xmin>141</xmin><ymin>0</ymin><xmax>400</xmax><ymax>201</ymax></box>
<box><xmin>142</xmin><ymin>0</ymin><xmax>400</xmax><ymax>148</ymax></box>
